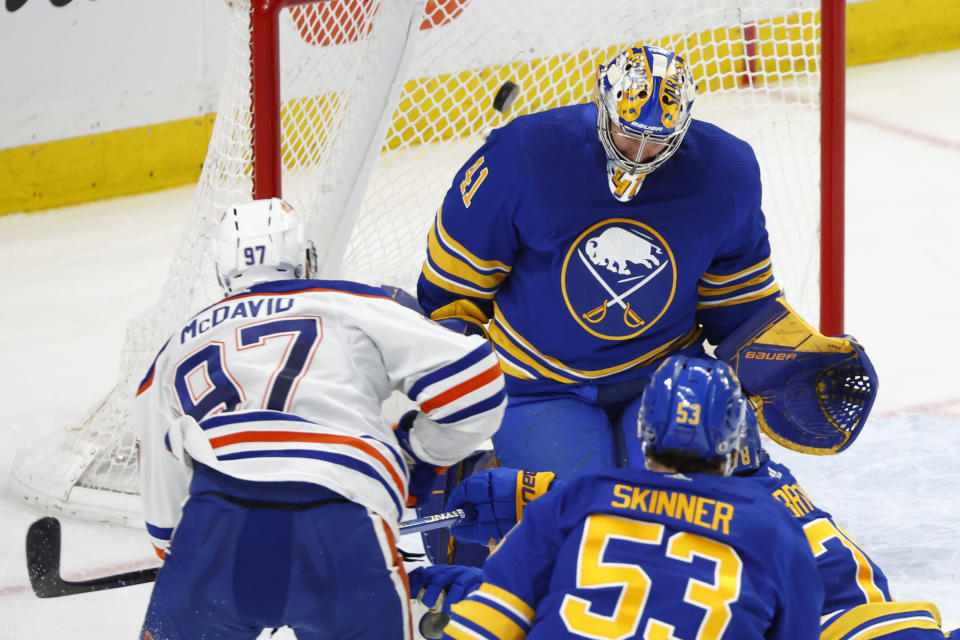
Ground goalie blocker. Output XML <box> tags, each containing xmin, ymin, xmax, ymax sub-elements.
<box><xmin>715</xmin><ymin>296</ymin><xmax>877</xmax><ymax>454</ymax></box>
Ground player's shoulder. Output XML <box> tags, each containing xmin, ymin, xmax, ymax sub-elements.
<box><xmin>682</xmin><ymin>119</ymin><xmax>760</xmax><ymax>174</ymax></box>
<box><xmin>489</xmin><ymin>103</ymin><xmax>595</xmax><ymax>155</ymax></box>
<box><xmin>559</xmin><ymin>465</ymin><xmax>780</xmax><ymax>513</ymax></box>
<box><xmin>754</xmin><ymin>458</ymin><xmax>799</xmax><ymax>485</ymax></box>
<box><xmin>239</xmin><ymin>278</ymin><xmax>391</xmax><ymax>300</ymax></box>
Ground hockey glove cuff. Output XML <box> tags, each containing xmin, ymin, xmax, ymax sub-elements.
<box><xmin>395</xmin><ymin>411</ymin><xmax>450</xmax><ymax>507</ymax></box>
<box><xmin>381</xmin><ymin>285</ymin><xmax>425</xmax><ymax>314</ymax></box>
<box><xmin>445</xmin><ymin>468</ymin><xmax>555</xmax><ymax>543</ymax></box>
<box><xmin>409</xmin><ymin>564</ymin><xmax>483</xmax><ymax>614</ymax></box>
<box><xmin>429</xmin><ymin>299</ymin><xmax>489</xmax><ymax>338</ymax></box>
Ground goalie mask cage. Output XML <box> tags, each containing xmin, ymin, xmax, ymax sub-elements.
<box><xmin>11</xmin><ymin>0</ymin><xmax>844</xmax><ymax>525</ymax></box>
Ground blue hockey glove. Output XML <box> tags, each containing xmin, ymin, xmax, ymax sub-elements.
<box><xmin>395</xmin><ymin>411</ymin><xmax>450</xmax><ymax>508</ymax></box>
<box><xmin>409</xmin><ymin>564</ymin><xmax>483</xmax><ymax>614</ymax></box>
<box><xmin>381</xmin><ymin>285</ymin><xmax>425</xmax><ymax>314</ymax></box>
<box><xmin>445</xmin><ymin>468</ymin><xmax>555</xmax><ymax>543</ymax></box>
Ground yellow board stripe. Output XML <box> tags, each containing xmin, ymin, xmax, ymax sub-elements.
<box><xmin>6</xmin><ymin>1</ymin><xmax>958</xmax><ymax>216</ymax></box>
<box><xmin>1</xmin><ymin>115</ymin><xmax>216</xmax><ymax>215</ymax></box>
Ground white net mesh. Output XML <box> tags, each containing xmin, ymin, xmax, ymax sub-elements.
<box><xmin>11</xmin><ymin>0</ymin><xmax>829</xmax><ymax>524</ymax></box>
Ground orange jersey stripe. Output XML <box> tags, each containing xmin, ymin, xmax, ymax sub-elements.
<box><xmin>380</xmin><ymin>518</ymin><xmax>413</xmax><ymax>636</ymax></box>
<box><xmin>420</xmin><ymin>364</ymin><xmax>501</xmax><ymax>414</ymax></box>
<box><xmin>136</xmin><ymin>368</ymin><xmax>155</xmax><ymax>396</ymax></box>
<box><xmin>208</xmin><ymin>430</ymin><xmax>406</xmax><ymax>495</ymax></box>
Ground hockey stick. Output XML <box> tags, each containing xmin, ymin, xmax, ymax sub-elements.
<box><xmin>26</xmin><ymin>509</ymin><xmax>468</xmax><ymax>598</ymax></box>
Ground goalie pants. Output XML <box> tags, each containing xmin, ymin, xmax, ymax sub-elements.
<box><xmin>491</xmin><ymin>376</ymin><xmax>650</xmax><ymax>481</ymax></box>
<box><xmin>140</xmin><ymin>468</ymin><xmax>411</xmax><ymax>640</ymax></box>
<box><xmin>491</xmin><ymin>345</ymin><xmax>714</xmax><ymax>480</ymax></box>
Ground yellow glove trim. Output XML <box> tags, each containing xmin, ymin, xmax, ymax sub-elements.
<box><xmin>514</xmin><ymin>470</ymin><xmax>556</xmax><ymax>522</ymax></box>
<box><xmin>753</xmin><ymin>297</ymin><xmax>854</xmax><ymax>354</ymax></box>
<box><xmin>429</xmin><ymin>299</ymin><xmax>490</xmax><ymax>334</ymax></box>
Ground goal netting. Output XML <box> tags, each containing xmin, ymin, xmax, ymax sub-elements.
<box><xmin>11</xmin><ymin>0</ymin><xmax>842</xmax><ymax>525</ymax></box>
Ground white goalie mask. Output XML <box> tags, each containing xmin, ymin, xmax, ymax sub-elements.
<box><xmin>215</xmin><ymin>198</ymin><xmax>317</xmax><ymax>296</ymax></box>
<box><xmin>595</xmin><ymin>45</ymin><xmax>696</xmax><ymax>200</ymax></box>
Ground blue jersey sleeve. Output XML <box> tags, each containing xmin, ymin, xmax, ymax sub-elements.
<box><xmin>443</xmin><ymin>488</ymin><xmax>566</xmax><ymax>640</ymax></box>
<box><xmin>694</xmin><ymin>138</ymin><xmax>781</xmax><ymax>344</ymax></box>
<box><xmin>765</xmin><ymin>520</ymin><xmax>824</xmax><ymax>640</ymax></box>
<box><xmin>418</xmin><ymin>124</ymin><xmax>526</xmax><ymax>318</ymax></box>
<box><xmin>753</xmin><ymin>461</ymin><xmax>893</xmax><ymax>614</ymax></box>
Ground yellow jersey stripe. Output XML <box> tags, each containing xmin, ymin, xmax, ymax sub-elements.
<box><xmin>494</xmin><ymin>356</ymin><xmax>536</xmax><ymax>380</ymax></box>
<box><xmin>700</xmin><ymin>257</ymin><xmax>772</xmax><ymax>285</ymax></box>
<box><xmin>488</xmin><ymin>321</ymin><xmax>579</xmax><ymax>384</ymax></box>
<box><xmin>427</xmin><ymin>224</ymin><xmax>510</xmax><ymax>291</ymax></box>
<box><xmin>435</xmin><ymin>206</ymin><xmax>512</xmax><ymax>272</ymax></box>
<box><xmin>450</xmin><ymin>600</ymin><xmax>528</xmax><ymax>640</ymax></box>
<box><xmin>697</xmin><ymin>268</ymin><xmax>773</xmax><ymax>297</ymax></box>
<box><xmin>820</xmin><ymin>602</ymin><xmax>942</xmax><ymax>640</ymax></box>
<box><xmin>445</xmin><ymin>619</ymin><xmax>488</xmax><ymax>640</ymax></box>
<box><xmin>421</xmin><ymin>260</ymin><xmax>497</xmax><ymax>299</ymax></box>
<box><xmin>476</xmin><ymin>583</ymin><xmax>536</xmax><ymax>622</ymax></box>
<box><xmin>696</xmin><ymin>283</ymin><xmax>780</xmax><ymax>308</ymax></box>
<box><xmin>492</xmin><ymin>306</ymin><xmax>703</xmax><ymax>380</ymax></box>
<box><xmin>833</xmin><ymin>617</ymin><xmax>941</xmax><ymax>640</ymax></box>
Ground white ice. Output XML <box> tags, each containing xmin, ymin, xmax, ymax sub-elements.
<box><xmin>1</xmin><ymin>49</ymin><xmax>959</xmax><ymax>638</ymax></box>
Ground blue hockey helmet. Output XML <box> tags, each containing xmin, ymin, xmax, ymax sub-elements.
<box><xmin>730</xmin><ymin>404</ymin><xmax>771</xmax><ymax>476</ymax></box>
<box><xmin>595</xmin><ymin>45</ymin><xmax>696</xmax><ymax>178</ymax></box>
<box><xmin>639</xmin><ymin>356</ymin><xmax>746</xmax><ymax>475</ymax></box>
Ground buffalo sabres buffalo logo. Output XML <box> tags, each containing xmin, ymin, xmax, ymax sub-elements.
<box><xmin>561</xmin><ymin>219</ymin><xmax>676</xmax><ymax>340</ymax></box>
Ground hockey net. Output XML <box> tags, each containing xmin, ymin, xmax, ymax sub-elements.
<box><xmin>11</xmin><ymin>0</ymin><xmax>842</xmax><ymax>525</ymax></box>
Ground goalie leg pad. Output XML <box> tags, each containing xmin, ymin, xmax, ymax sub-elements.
<box><xmin>716</xmin><ymin>296</ymin><xmax>878</xmax><ymax>455</ymax></box>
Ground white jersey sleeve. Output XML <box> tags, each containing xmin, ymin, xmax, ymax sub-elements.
<box><xmin>132</xmin><ymin>341</ymin><xmax>191</xmax><ymax>558</ymax></box>
<box><xmin>132</xmin><ymin>279</ymin><xmax>505</xmax><ymax>538</ymax></box>
<box><xmin>351</xmin><ymin>292</ymin><xmax>505</xmax><ymax>466</ymax></box>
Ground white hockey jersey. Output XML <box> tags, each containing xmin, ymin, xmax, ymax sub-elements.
<box><xmin>133</xmin><ymin>279</ymin><xmax>506</xmax><ymax>556</ymax></box>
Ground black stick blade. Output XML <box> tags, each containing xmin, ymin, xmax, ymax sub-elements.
<box><xmin>26</xmin><ymin>517</ymin><xmax>67</xmax><ymax>598</ymax></box>
<box><xmin>25</xmin><ymin>516</ymin><xmax>159</xmax><ymax>598</ymax></box>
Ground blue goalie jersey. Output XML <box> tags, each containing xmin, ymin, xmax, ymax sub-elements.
<box><xmin>444</xmin><ymin>468</ymin><xmax>822</xmax><ymax>640</ymax></box>
<box><xmin>419</xmin><ymin>103</ymin><xmax>780</xmax><ymax>392</ymax></box>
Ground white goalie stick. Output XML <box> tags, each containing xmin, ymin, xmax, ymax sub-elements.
<box><xmin>25</xmin><ymin>509</ymin><xmax>467</xmax><ymax>599</ymax></box>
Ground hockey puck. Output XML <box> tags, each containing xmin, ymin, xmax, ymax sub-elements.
<box><xmin>492</xmin><ymin>81</ymin><xmax>519</xmax><ymax>113</ymax></box>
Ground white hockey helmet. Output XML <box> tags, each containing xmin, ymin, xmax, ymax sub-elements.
<box><xmin>215</xmin><ymin>198</ymin><xmax>316</xmax><ymax>295</ymax></box>
<box><xmin>595</xmin><ymin>44</ymin><xmax>696</xmax><ymax>178</ymax></box>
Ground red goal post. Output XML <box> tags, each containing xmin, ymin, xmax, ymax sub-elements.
<box><xmin>11</xmin><ymin>0</ymin><xmax>844</xmax><ymax>524</ymax></box>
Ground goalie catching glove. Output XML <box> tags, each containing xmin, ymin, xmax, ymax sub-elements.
<box><xmin>715</xmin><ymin>296</ymin><xmax>878</xmax><ymax>455</ymax></box>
